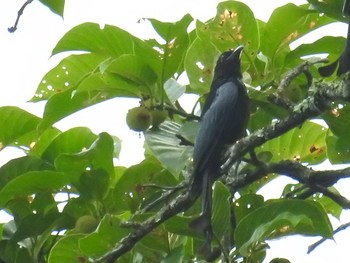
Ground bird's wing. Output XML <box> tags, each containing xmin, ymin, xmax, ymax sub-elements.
<box><xmin>193</xmin><ymin>81</ymin><xmax>239</xmax><ymax>173</ymax></box>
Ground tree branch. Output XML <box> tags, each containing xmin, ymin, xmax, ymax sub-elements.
<box><xmin>222</xmin><ymin>73</ymin><xmax>350</xmax><ymax>174</ymax></box>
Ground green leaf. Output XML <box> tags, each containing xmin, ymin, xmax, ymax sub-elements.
<box><xmin>326</xmin><ymin>134</ymin><xmax>350</xmax><ymax>163</ymax></box>
<box><xmin>56</xmin><ymin>132</ymin><xmax>114</xmax><ymax>175</ymax></box>
<box><xmin>39</xmin><ymin>0</ymin><xmax>64</xmax><ymax>17</ymax></box>
<box><xmin>55</xmin><ymin>133</ymin><xmax>115</xmax><ymax>200</ymax></box>
<box><xmin>184</xmin><ymin>36</ymin><xmax>218</xmax><ymax>94</ymax></box>
<box><xmin>309</xmin><ymin>191</ymin><xmax>343</xmax><ymax>219</ymax></box>
<box><xmin>323</xmin><ymin>102</ymin><xmax>350</xmax><ymax>138</ymax></box>
<box><xmin>177</xmin><ymin>121</ymin><xmax>199</xmax><ymax>145</ymax></box>
<box><xmin>307</xmin><ymin>0</ymin><xmax>345</xmax><ymax>22</ymax></box>
<box><xmin>162</xmin><ymin>245</ymin><xmax>184</xmax><ymax>263</ymax></box>
<box><xmin>42</xmin><ymin>127</ymin><xmax>97</xmax><ymax>163</ymax></box>
<box><xmin>51</xmin><ymin>22</ymin><xmax>161</xmax><ymax>73</ymax></box>
<box><xmin>0</xmin><ymin>106</ymin><xmax>41</xmax><ymax>147</ymax></box>
<box><xmin>52</xmin><ymin>23</ymin><xmax>136</xmax><ymax>56</ymax></box>
<box><xmin>144</xmin><ymin>121</ymin><xmax>193</xmax><ymax>175</ymax></box>
<box><xmin>75</xmin><ymin>72</ymin><xmax>142</xmax><ymax>97</ymax></box>
<box><xmin>0</xmin><ymin>239</ymin><xmax>34</xmax><ymax>263</ymax></box>
<box><xmin>234</xmin><ymin>194</ymin><xmax>265</xmax><ymax>224</ymax></box>
<box><xmin>48</xmin><ymin>234</ymin><xmax>86</xmax><ymax>263</ymax></box>
<box><xmin>282</xmin><ymin>183</ymin><xmax>342</xmax><ymax>219</ymax></box>
<box><xmin>12</xmin><ymin>212</ymin><xmax>58</xmax><ymax>242</ymax></box>
<box><xmin>106</xmin><ymin>54</ymin><xmax>158</xmax><ymax>87</ymax></box>
<box><xmin>164</xmin><ymin>215</ymin><xmax>200</xmax><ymax>238</ymax></box>
<box><xmin>29</xmin><ymin>127</ymin><xmax>61</xmax><ymax>157</ymax></box>
<box><xmin>211</xmin><ymin>182</ymin><xmax>231</xmax><ymax>241</ymax></box>
<box><xmin>261</xmin><ymin>3</ymin><xmax>333</xmax><ymax>72</ymax></box>
<box><xmin>79</xmin><ymin>214</ymin><xmax>130</xmax><ymax>258</ymax></box>
<box><xmin>286</xmin><ymin>36</ymin><xmax>346</xmax><ymax>67</ymax></box>
<box><xmin>257</xmin><ymin>121</ymin><xmax>327</xmax><ymax>164</ymax></box>
<box><xmin>0</xmin><ymin>156</ymin><xmax>53</xmax><ymax>189</ymax></box>
<box><xmin>197</xmin><ymin>1</ymin><xmax>259</xmax><ymax>71</ymax></box>
<box><xmin>235</xmin><ymin>199</ymin><xmax>332</xmax><ymax>257</ymax></box>
<box><xmin>0</xmin><ymin>171</ymin><xmax>69</xmax><ymax>208</ymax></box>
<box><xmin>32</xmin><ymin>54</ymin><xmax>107</xmax><ymax>102</ymax></box>
<box><xmin>163</xmin><ymin>78</ymin><xmax>186</xmax><ymax>104</ymax></box>
<box><xmin>39</xmin><ymin>87</ymin><xmax>119</xmax><ymax>130</ymax></box>
<box><xmin>112</xmin><ymin>158</ymin><xmax>177</xmax><ymax>213</ymax></box>
<box><xmin>146</xmin><ymin>14</ymin><xmax>193</xmax><ymax>81</ymax></box>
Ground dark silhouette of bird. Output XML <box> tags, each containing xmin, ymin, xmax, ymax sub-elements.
<box><xmin>319</xmin><ymin>0</ymin><xmax>350</xmax><ymax>77</ymax></box>
<box><xmin>189</xmin><ymin>46</ymin><xmax>249</xmax><ymax>257</ymax></box>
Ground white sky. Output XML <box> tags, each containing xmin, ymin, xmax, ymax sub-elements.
<box><xmin>1</xmin><ymin>0</ymin><xmax>350</xmax><ymax>262</ymax></box>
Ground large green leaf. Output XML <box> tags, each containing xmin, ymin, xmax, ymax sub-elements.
<box><xmin>38</xmin><ymin>88</ymin><xmax>118</xmax><ymax>130</ymax></box>
<box><xmin>184</xmin><ymin>36</ymin><xmax>218</xmax><ymax>94</ymax></box>
<box><xmin>144</xmin><ymin>121</ymin><xmax>193</xmax><ymax>175</ymax></box>
<box><xmin>146</xmin><ymin>14</ymin><xmax>193</xmax><ymax>82</ymax></box>
<box><xmin>285</xmin><ymin>36</ymin><xmax>346</xmax><ymax>67</ymax></box>
<box><xmin>0</xmin><ymin>171</ymin><xmax>69</xmax><ymax>208</ymax></box>
<box><xmin>261</xmin><ymin>3</ymin><xmax>334</xmax><ymax>72</ymax></box>
<box><xmin>29</xmin><ymin>127</ymin><xmax>61</xmax><ymax>157</ymax></box>
<box><xmin>233</xmin><ymin>194</ymin><xmax>265</xmax><ymax>224</ymax></box>
<box><xmin>11</xmin><ymin>212</ymin><xmax>58</xmax><ymax>242</ymax></box>
<box><xmin>235</xmin><ymin>199</ymin><xmax>333</xmax><ymax>257</ymax></box>
<box><xmin>75</xmin><ymin>72</ymin><xmax>143</xmax><ymax>97</ymax></box>
<box><xmin>257</xmin><ymin>121</ymin><xmax>327</xmax><ymax>164</ymax></box>
<box><xmin>282</xmin><ymin>183</ymin><xmax>343</xmax><ymax>219</ymax></box>
<box><xmin>41</xmin><ymin>127</ymin><xmax>97</xmax><ymax>163</ymax></box>
<box><xmin>79</xmin><ymin>214</ymin><xmax>130</xmax><ymax>258</ymax></box>
<box><xmin>48</xmin><ymin>234</ymin><xmax>86</xmax><ymax>263</ymax></box>
<box><xmin>31</xmin><ymin>54</ymin><xmax>107</xmax><ymax>102</ymax></box>
<box><xmin>112</xmin><ymin>158</ymin><xmax>177</xmax><ymax>213</ymax></box>
<box><xmin>0</xmin><ymin>156</ymin><xmax>53</xmax><ymax>189</ymax></box>
<box><xmin>105</xmin><ymin>54</ymin><xmax>158</xmax><ymax>87</ymax></box>
<box><xmin>55</xmin><ymin>133</ymin><xmax>115</xmax><ymax>200</ymax></box>
<box><xmin>0</xmin><ymin>238</ymin><xmax>34</xmax><ymax>263</ymax></box>
<box><xmin>197</xmin><ymin>1</ymin><xmax>259</xmax><ymax>72</ymax></box>
<box><xmin>0</xmin><ymin>106</ymin><xmax>41</xmax><ymax>148</ymax></box>
<box><xmin>51</xmin><ymin>22</ymin><xmax>161</xmax><ymax>73</ymax></box>
<box><xmin>307</xmin><ymin>0</ymin><xmax>345</xmax><ymax>22</ymax></box>
<box><xmin>326</xmin><ymin>134</ymin><xmax>350</xmax><ymax>163</ymax></box>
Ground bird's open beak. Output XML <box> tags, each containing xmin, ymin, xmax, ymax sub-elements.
<box><xmin>228</xmin><ymin>45</ymin><xmax>244</xmax><ymax>60</ymax></box>
<box><xmin>234</xmin><ymin>45</ymin><xmax>244</xmax><ymax>58</ymax></box>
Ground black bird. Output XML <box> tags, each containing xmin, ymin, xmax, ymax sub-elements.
<box><xmin>319</xmin><ymin>0</ymin><xmax>350</xmax><ymax>77</ymax></box>
<box><xmin>189</xmin><ymin>46</ymin><xmax>249</xmax><ymax>253</ymax></box>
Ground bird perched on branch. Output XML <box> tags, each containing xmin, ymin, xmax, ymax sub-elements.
<box><xmin>189</xmin><ymin>46</ymin><xmax>249</xmax><ymax>257</ymax></box>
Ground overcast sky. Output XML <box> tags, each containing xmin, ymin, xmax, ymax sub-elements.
<box><xmin>1</xmin><ymin>0</ymin><xmax>350</xmax><ymax>262</ymax></box>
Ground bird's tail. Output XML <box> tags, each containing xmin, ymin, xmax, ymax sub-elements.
<box><xmin>188</xmin><ymin>168</ymin><xmax>213</xmax><ymax>234</ymax></box>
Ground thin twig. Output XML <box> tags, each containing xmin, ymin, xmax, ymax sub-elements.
<box><xmin>308</xmin><ymin>222</ymin><xmax>350</xmax><ymax>253</ymax></box>
<box><xmin>8</xmin><ymin>0</ymin><xmax>34</xmax><ymax>32</ymax></box>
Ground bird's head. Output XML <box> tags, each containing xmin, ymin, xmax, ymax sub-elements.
<box><xmin>214</xmin><ymin>46</ymin><xmax>244</xmax><ymax>79</ymax></box>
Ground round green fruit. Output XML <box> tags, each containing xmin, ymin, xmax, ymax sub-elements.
<box><xmin>75</xmin><ymin>215</ymin><xmax>99</xmax><ymax>233</ymax></box>
<box><xmin>150</xmin><ymin>109</ymin><xmax>167</xmax><ymax>127</ymax></box>
<box><xmin>126</xmin><ymin>107</ymin><xmax>152</xmax><ymax>132</ymax></box>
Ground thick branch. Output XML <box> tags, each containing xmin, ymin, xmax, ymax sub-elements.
<box><xmin>226</xmin><ymin>160</ymin><xmax>350</xmax><ymax>192</ymax></box>
<box><xmin>222</xmin><ymin>75</ymin><xmax>350</xmax><ymax>173</ymax></box>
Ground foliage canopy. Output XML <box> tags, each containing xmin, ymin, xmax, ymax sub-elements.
<box><xmin>1</xmin><ymin>0</ymin><xmax>350</xmax><ymax>262</ymax></box>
